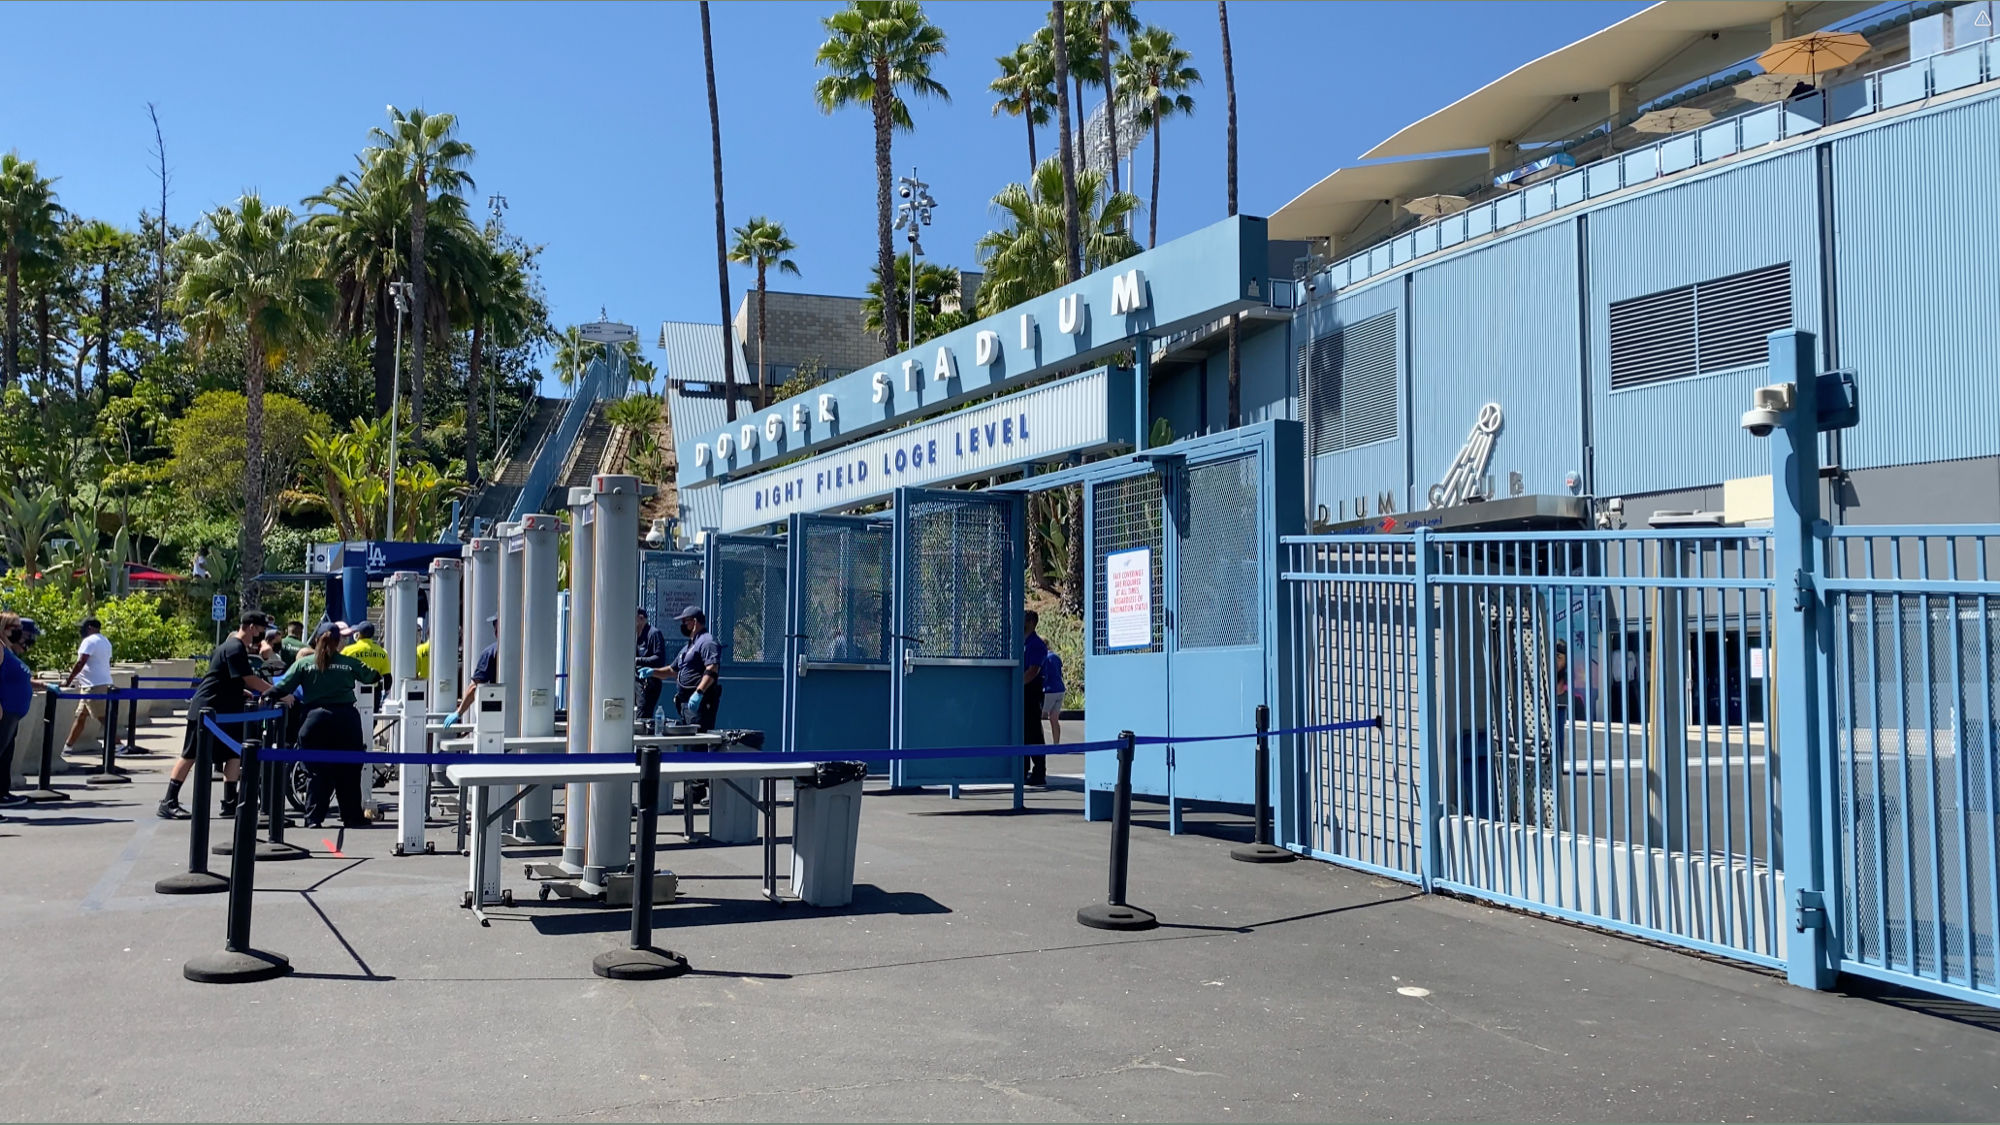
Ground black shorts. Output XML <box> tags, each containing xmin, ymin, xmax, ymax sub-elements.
<box><xmin>181</xmin><ymin>715</ymin><xmax>243</xmax><ymax>762</ymax></box>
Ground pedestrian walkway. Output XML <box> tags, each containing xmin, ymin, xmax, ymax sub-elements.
<box><xmin>1</xmin><ymin>707</ymin><xmax>1996</xmax><ymax>1122</ymax></box>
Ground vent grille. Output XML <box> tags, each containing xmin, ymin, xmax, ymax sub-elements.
<box><xmin>1609</xmin><ymin>263</ymin><xmax>1791</xmax><ymax>390</ymax></box>
<box><xmin>1302</xmin><ymin>311</ymin><xmax>1399</xmax><ymax>455</ymax></box>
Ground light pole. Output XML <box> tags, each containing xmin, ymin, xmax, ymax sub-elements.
<box><xmin>893</xmin><ymin>168</ymin><xmax>936</xmax><ymax>351</ymax></box>
<box><xmin>386</xmin><ymin>279</ymin><xmax>413</xmax><ymax>541</ymax></box>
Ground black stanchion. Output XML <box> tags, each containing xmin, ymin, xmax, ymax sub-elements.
<box><xmin>1077</xmin><ymin>731</ymin><xmax>1158</xmax><ymax>931</ymax></box>
<box><xmin>184</xmin><ymin>736</ymin><xmax>291</xmax><ymax>983</ymax></box>
<box><xmin>1231</xmin><ymin>704</ymin><xmax>1296</xmax><ymax>864</ymax></box>
<box><xmin>213</xmin><ymin>713</ymin><xmax>307</xmax><ymax>862</ymax></box>
<box><xmin>157</xmin><ymin>710</ymin><xmax>227</xmax><ymax>895</ymax></box>
<box><xmin>593</xmin><ymin>744</ymin><xmax>689</xmax><ymax>980</ymax></box>
<box><xmin>116</xmin><ymin>688</ymin><xmax>151</xmax><ymax>757</ymax></box>
<box><xmin>25</xmin><ymin>686</ymin><xmax>67</xmax><ymax>802</ymax></box>
<box><xmin>84</xmin><ymin>690</ymin><xmax>129</xmax><ymax>786</ymax></box>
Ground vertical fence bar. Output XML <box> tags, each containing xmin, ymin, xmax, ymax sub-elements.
<box><xmin>1415</xmin><ymin>529</ymin><xmax>1440</xmax><ymax>889</ymax></box>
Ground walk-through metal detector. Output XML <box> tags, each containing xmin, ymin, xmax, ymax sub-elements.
<box><xmin>1080</xmin><ymin>421</ymin><xmax>1301</xmax><ymax>832</ymax></box>
<box><xmin>704</xmin><ymin>533</ymin><xmax>788</xmax><ymax>736</ymax></box>
<box><xmin>782</xmin><ymin>513</ymin><xmax>893</xmax><ymax>755</ymax></box>
<box><xmin>640</xmin><ymin>548</ymin><xmax>704</xmax><ymax>726</ymax></box>
<box><xmin>889</xmin><ymin>487</ymin><xmax>1026</xmax><ymax>797</ymax></box>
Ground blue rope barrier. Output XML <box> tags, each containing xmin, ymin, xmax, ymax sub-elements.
<box><xmin>210</xmin><ymin>709</ymin><xmax>285</xmax><ymax>725</ymax></box>
<box><xmin>113</xmin><ymin>688</ymin><xmax>199</xmax><ymax>702</ymax></box>
<box><xmin>202</xmin><ymin>716</ymin><xmax>248</xmax><ymax>754</ymax></box>
<box><xmin>1133</xmin><ymin>717</ymin><xmax>1382</xmax><ymax>745</ymax></box>
<box><xmin>134</xmin><ymin>676</ymin><xmax>201</xmax><ymax>685</ymax></box>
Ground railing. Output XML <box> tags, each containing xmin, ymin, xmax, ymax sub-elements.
<box><xmin>1313</xmin><ymin>37</ymin><xmax>1998</xmax><ymax>294</ymax></box>
<box><xmin>507</xmin><ymin>349</ymin><xmax>633</xmax><ymax>521</ymax></box>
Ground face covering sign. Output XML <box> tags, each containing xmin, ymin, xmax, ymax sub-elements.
<box><xmin>1104</xmin><ymin>547</ymin><xmax>1153</xmax><ymax>650</ymax></box>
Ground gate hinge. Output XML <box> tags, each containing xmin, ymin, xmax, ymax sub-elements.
<box><xmin>1792</xmin><ymin>568</ymin><xmax>1815</xmax><ymax>611</ymax></box>
<box><xmin>1793</xmin><ymin>888</ymin><xmax>1827</xmax><ymax>933</ymax></box>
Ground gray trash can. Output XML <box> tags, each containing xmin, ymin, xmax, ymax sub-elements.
<box><xmin>708</xmin><ymin>775</ymin><xmax>759</xmax><ymax>843</ymax></box>
<box><xmin>790</xmin><ymin>763</ymin><xmax>865</xmax><ymax>907</ymax></box>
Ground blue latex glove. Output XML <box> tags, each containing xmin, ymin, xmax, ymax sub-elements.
<box><xmin>443</xmin><ymin>711</ymin><xmax>460</xmax><ymax>727</ymax></box>
<box><xmin>687</xmin><ymin>691</ymin><xmax>703</xmax><ymax>711</ymax></box>
<box><xmin>636</xmin><ymin>663</ymin><xmax>656</xmax><ymax>678</ymax></box>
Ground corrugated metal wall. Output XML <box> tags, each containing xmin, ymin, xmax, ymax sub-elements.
<box><xmin>1585</xmin><ymin>150</ymin><xmax>1823</xmax><ymax>497</ymax></box>
<box><xmin>1832</xmin><ymin>95</ymin><xmax>2000</xmax><ymax>471</ymax></box>
<box><xmin>1411</xmin><ymin>222</ymin><xmax>1582</xmax><ymax>500</ymax></box>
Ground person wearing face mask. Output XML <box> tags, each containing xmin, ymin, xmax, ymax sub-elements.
<box><xmin>0</xmin><ymin>613</ymin><xmax>35</xmax><ymax>812</ymax></box>
<box><xmin>159</xmin><ymin>612</ymin><xmax>283</xmax><ymax>820</ymax></box>
<box><xmin>641</xmin><ymin>606</ymin><xmax>720</xmax><ymax>732</ymax></box>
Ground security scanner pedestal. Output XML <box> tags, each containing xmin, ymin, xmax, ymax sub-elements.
<box><xmin>560</xmin><ymin>486</ymin><xmax>596</xmax><ymax>876</ymax></box>
<box><xmin>463</xmin><ymin>685</ymin><xmax>508</xmax><ymax>909</ymax></box>
<box><xmin>384</xmin><ymin>571</ymin><xmax>435</xmax><ymax>856</ymax></box>
<box><xmin>507</xmin><ymin>514</ymin><xmax>562</xmax><ymax>845</ymax></box>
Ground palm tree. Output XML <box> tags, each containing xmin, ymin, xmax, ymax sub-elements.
<box><xmin>700</xmin><ymin>2</ymin><xmax>740</xmax><ymax>422</ymax></box>
<box><xmin>1048</xmin><ymin>3</ymin><xmax>1082</xmax><ymax>284</ymax></box>
<box><xmin>67</xmin><ymin>220</ymin><xmax>131</xmax><ymax>398</ymax></box>
<box><xmin>814</xmin><ymin>0</ymin><xmax>950</xmax><ymax>356</ymax></box>
<box><xmin>0</xmin><ymin>154</ymin><xmax>64</xmax><ymax>387</ymax></box>
<box><xmin>367</xmin><ymin>106</ymin><xmax>476</xmax><ymax>438</ymax></box>
<box><xmin>1117</xmin><ymin>26</ymin><xmax>1202</xmax><ymax>248</ymax></box>
<box><xmin>175</xmin><ymin>194</ymin><xmax>334</xmax><ymax>608</ymax></box>
<box><xmin>553</xmin><ymin>325</ymin><xmax>590</xmax><ymax>391</ymax></box>
<box><xmin>306</xmin><ymin>156</ymin><xmax>409</xmax><ymax>415</ymax></box>
<box><xmin>1219</xmin><ymin>0</ymin><xmax>1240</xmax><ymax>428</ymax></box>
<box><xmin>975</xmin><ymin>159</ymin><xmax>1140</xmax><ymax>315</ymax></box>
<box><xmin>990</xmin><ymin>43</ymin><xmax>1054</xmax><ymax>180</ymax></box>
<box><xmin>1082</xmin><ymin>1</ymin><xmax>1140</xmax><ymax>196</ymax></box>
<box><xmin>727</xmin><ymin>216</ymin><xmax>800</xmax><ymax>406</ymax></box>
<box><xmin>861</xmin><ymin>253</ymin><xmax>961</xmax><ymax>344</ymax></box>
<box><xmin>458</xmin><ymin>243</ymin><xmax>535</xmax><ymax>485</ymax></box>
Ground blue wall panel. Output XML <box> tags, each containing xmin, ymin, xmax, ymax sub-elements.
<box><xmin>1832</xmin><ymin>96</ymin><xmax>2000</xmax><ymax>471</ymax></box>
<box><xmin>1410</xmin><ymin>221</ymin><xmax>1582</xmax><ymax>500</ymax></box>
<box><xmin>1300</xmin><ymin>278</ymin><xmax>1409</xmax><ymax>513</ymax></box>
<box><xmin>1151</xmin><ymin>362</ymin><xmax>1201</xmax><ymax>442</ymax></box>
<box><xmin>1587</xmin><ymin>150</ymin><xmax>1822</xmax><ymax>496</ymax></box>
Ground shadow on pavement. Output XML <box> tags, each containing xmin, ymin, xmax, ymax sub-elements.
<box><xmin>526</xmin><ymin>884</ymin><xmax>950</xmax><ymax>936</ymax></box>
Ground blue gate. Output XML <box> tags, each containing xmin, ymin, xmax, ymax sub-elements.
<box><xmin>640</xmin><ymin>549</ymin><xmax>704</xmax><ymax>727</ymax></box>
<box><xmin>782</xmin><ymin>513</ymin><xmax>893</xmax><ymax>756</ymax></box>
<box><xmin>1823</xmin><ymin>526</ymin><xmax>2000</xmax><ymax>1006</ymax></box>
<box><xmin>706</xmin><ymin>533</ymin><xmax>787</xmax><ymax>737</ymax></box>
<box><xmin>889</xmin><ymin>486</ymin><xmax>1025</xmax><ymax>794</ymax></box>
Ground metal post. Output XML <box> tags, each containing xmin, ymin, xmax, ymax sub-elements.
<box><xmin>386</xmin><ymin>281</ymin><xmax>408</xmax><ymax>538</ymax></box>
<box><xmin>26</xmin><ymin>685</ymin><xmax>66</xmax><ymax>802</ymax></box>
<box><xmin>156</xmin><ymin>709</ymin><xmax>227</xmax><ymax>894</ymax></box>
<box><xmin>585</xmin><ymin>475</ymin><xmax>640</xmax><ymax>892</ymax></box>
<box><xmin>1414</xmin><ymin>525</ymin><xmax>1442</xmax><ymax>891</ymax></box>
<box><xmin>495</xmin><ymin>522</ymin><xmax>525</xmax><ymax>838</ymax></box>
<box><xmin>1768</xmin><ymin>328</ymin><xmax>1837</xmax><ymax>990</ymax></box>
<box><xmin>85</xmin><ymin>691</ymin><xmax>128</xmax><ymax>785</ymax></box>
<box><xmin>1232</xmin><ymin>704</ymin><xmax>1295</xmax><ymax>863</ymax></box>
<box><xmin>513</xmin><ymin>514</ymin><xmax>561</xmax><ymax>843</ymax></box>
<box><xmin>428</xmin><ymin>558</ymin><xmax>463</xmax><ymax>715</ymax></box>
<box><xmin>1077</xmin><ymin>732</ymin><xmax>1158</xmax><ymax>930</ymax></box>
<box><xmin>385</xmin><ymin>571</ymin><xmax>432</xmax><ymax>856</ymax></box>
<box><xmin>184</xmin><ymin>737</ymin><xmax>291</xmax><ymax>983</ymax></box>
<box><xmin>562</xmin><ymin>486</ymin><xmax>597</xmax><ymax>875</ymax></box>
<box><xmin>592</xmin><ymin>742</ymin><xmax>687</xmax><ymax>979</ymax></box>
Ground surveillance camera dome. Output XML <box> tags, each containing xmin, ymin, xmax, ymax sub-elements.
<box><xmin>1740</xmin><ymin>406</ymin><xmax>1780</xmax><ymax>438</ymax></box>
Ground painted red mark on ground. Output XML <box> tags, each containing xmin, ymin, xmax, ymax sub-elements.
<box><xmin>323</xmin><ymin>838</ymin><xmax>344</xmax><ymax>857</ymax></box>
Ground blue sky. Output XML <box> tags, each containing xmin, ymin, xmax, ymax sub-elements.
<box><xmin>3</xmin><ymin>0</ymin><xmax>1641</xmax><ymax>388</ymax></box>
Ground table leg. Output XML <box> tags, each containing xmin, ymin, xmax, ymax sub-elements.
<box><xmin>763</xmin><ymin>776</ymin><xmax>778</xmax><ymax>903</ymax></box>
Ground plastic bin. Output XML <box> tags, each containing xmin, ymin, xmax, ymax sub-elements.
<box><xmin>790</xmin><ymin>764</ymin><xmax>865</xmax><ymax>908</ymax></box>
<box><xmin>707</xmin><ymin>775</ymin><xmax>760</xmax><ymax>843</ymax></box>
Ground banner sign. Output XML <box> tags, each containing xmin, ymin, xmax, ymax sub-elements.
<box><xmin>715</xmin><ymin>367</ymin><xmax>1133</xmax><ymax>534</ymax></box>
<box><xmin>1105</xmin><ymin>547</ymin><xmax>1153</xmax><ymax>650</ymax></box>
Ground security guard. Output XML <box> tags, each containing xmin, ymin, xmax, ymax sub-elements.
<box><xmin>642</xmin><ymin>605</ymin><xmax>720</xmax><ymax>731</ymax></box>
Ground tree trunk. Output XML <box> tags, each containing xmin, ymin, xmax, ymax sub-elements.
<box><xmin>1062</xmin><ymin>483</ymin><xmax>1083</xmax><ymax>615</ymax></box>
<box><xmin>35</xmin><ymin>289</ymin><xmax>51</xmax><ymax>382</ymax></box>
<box><xmin>1026</xmin><ymin>105</ymin><xmax>1038</xmax><ymax>181</ymax></box>
<box><xmin>1051</xmin><ymin>2</ymin><xmax>1082</xmax><ymax>284</ymax></box>
<box><xmin>1074</xmin><ymin>73</ymin><xmax>1089</xmax><ymax>174</ymax></box>
<box><xmin>465</xmin><ymin>319</ymin><xmax>484</xmax><ymax>486</ymax></box>
<box><xmin>1220</xmin><ymin>0</ymin><xmax>1241</xmax><ymax>430</ymax></box>
<box><xmin>1149</xmin><ymin>119</ymin><xmax>1162</xmax><ymax>248</ymax></box>
<box><xmin>98</xmin><ymin>267</ymin><xmax>113</xmax><ymax>398</ymax></box>
<box><xmin>1102</xmin><ymin>20</ymin><xmax>1121</xmax><ymax>197</ymax></box>
<box><xmin>1027</xmin><ymin>489</ymin><xmax>1048</xmax><ymax>593</ymax></box>
<box><xmin>702</xmin><ymin>1</ymin><xmax>740</xmax><ymax>421</ymax></box>
<box><xmin>242</xmin><ymin>321</ymin><xmax>268</xmax><ymax>611</ymax></box>
<box><xmin>872</xmin><ymin>60</ymin><xmax>900</xmax><ymax>356</ymax></box>
<box><xmin>409</xmin><ymin>190</ymin><xmax>429</xmax><ymax>437</ymax></box>
<box><xmin>2</xmin><ymin>252</ymin><xmax>17</xmax><ymax>385</ymax></box>
<box><xmin>371</xmin><ymin>280</ymin><xmax>395</xmax><ymax>416</ymax></box>
<box><xmin>756</xmin><ymin>261</ymin><xmax>769</xmax><ymax>406</ymax></box>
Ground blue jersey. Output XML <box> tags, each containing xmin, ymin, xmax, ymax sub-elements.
<box><xmin>1041</xmin><ymin>652</ymin><xmax>1066</xmax><ymax>695</ymax></box>
<box><xmin>0</xmin><ymin>647</ymin><xmax>31</xmax><ymax>716</ymax></box>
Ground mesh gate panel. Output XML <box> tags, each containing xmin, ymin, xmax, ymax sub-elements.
<box><xmin>802</xmin><ymin>522</ymin><xmax>892</xmax><ymax>663</ymax></box>
<box><xmin>717</xmin><ymin>541</ymin><xmax>786</xmax><ymax>664</ymax></box>
<box><xmin>1093</xmin><ymin>474</ymin><xmax>1164</xmax><ymax>654</ymax></box>
<box><xmin>1178</xmin><ymin>455</ymin><xmax>1262</xmax><ymax>649</ymax></box>
<box><xmin>905</xmin><ymin>497</ymin><xmax>1011</xmax><ymax>659</ymax></box>
<box><xmin>640</xmin><ymin>551</ymin><xmax>703</xmax><ymax>623</ymax></box>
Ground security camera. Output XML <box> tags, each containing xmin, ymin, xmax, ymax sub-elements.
<box><xmin>899</xmin><ymin>184</ymin><xmax>912</xmax><ymax>199</ymax></box>
<box><xmin>1739</xmin><ymin>383</ymin><xmax>1795</xmax><ymax>438</ymax></box>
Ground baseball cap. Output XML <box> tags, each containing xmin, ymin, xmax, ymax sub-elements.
<box><xmin>675</xmin><ymin>605</ymin><xmax>704</xmax><ymax>621</ymax></box>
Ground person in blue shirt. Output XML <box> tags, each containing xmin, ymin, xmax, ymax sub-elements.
<box><xmin>634</xmin><ymin>608</ymin><xmax>670</xmax><ymax>732</ymax></box>
<box><xmin>446</xmin><ymin>616</ymin><xmax>501</xmax><ymax>725</ymax></box>
<box><xmin>1022</xmin><ymin>610</ymin><xmax>1048</xmax><ymax>786</ymax></box>
<box><xmin>0</xmin><ymin>613</ymin><xmax>37</xmax><ymax>811</ymax></box>
<box><xmin>1040</xmin><ymin>648</ymin><xmax>1068</xmax><ymax>744</ymax></box>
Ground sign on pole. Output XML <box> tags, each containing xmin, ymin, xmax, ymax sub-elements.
<box><xmin>578</xmin><ymin>320</ymin><xmax>637</xmax><ymax>345</ymax></box>
<box><xmin>211</xmin><ymin>594</ymin><xmax>229</xmax><ymax>622</ymax></box>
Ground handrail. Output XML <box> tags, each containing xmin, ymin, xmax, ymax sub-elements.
<box><xmin>508</xmin><ymin>348</ymin><xmax>632</xmax><ymax>520</ymax></box>
<box><xmin>1315</xmin><ymin>37</ymin><xmax>1997</xmax><ymax>294</ymax></box>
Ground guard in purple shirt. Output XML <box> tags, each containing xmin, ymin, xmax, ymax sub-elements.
<box><xmin>1022</xmin><ymin>610</ymin><xmax>1047</xmax><ymax>786</ymax></box>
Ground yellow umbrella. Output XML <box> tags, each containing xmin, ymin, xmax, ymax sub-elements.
<box><xmin>1757</xmin><ymin>30</ymin><xmax>1870</xmax><ymax>79</ymax></box>
<box><xmin>1732</xmin><ymin>73</ymin><xmax>1797</xmax><ymax>103</ymax></box>
<box><xmin>1630</xmin><ymin>106</ymin><xmax>1715</xmax><ymax>134</ymax></box>
<box><xmin>1403</xmin><ymin>193</ymin><xmax>1470</xmax><ymax>220</ymax></box>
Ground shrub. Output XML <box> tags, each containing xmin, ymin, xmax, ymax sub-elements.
<box><xmin>0</xmin><ymin>579</ymin><xmax>209</xmax><ymax>671</ymax></box>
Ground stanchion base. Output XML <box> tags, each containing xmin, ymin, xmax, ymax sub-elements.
<box><xmin>154</xmin><ymin>870</ymin><xmax>229</xmax><ymax>895</ymax></box>
<box><xmin>1229</xmin><ymin>843</ymin><xmax>1297</xmax><ymax>864</ymax></box>
<box><xmin>117</xmin><ymin>746</ymin><xmax>155</xmax><ymax>757</ymax></box>
<box><xmin>23</xmin><ymin>788</ymin><xmax>68</xmax><ymax>802</ymax></box>
<box><xmin>212</xmin><ymin>841</ymin><xmax>312</xmax><ymax>861</ymax></box>
<box><xmin>1076</xmin><ymin>903</ymin><xmax>1158</xmax><ymax>931</ymax></box>
<box><xmin>592</xmin><ymin>946</ymin><xmax>690</xmax><ymax>980</ymax></box>
<box><xmin>84</xmin><ymin>773</ymin><xmax>131</xmax><ymax>786</ymax></box>
<box><xmin>183</xmin><ymin>948</ymin><xmax>291</xmax><ymax>984</ymax></box>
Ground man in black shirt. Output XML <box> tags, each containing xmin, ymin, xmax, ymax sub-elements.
<box><xmin>158</xmin><ymin>612</ymin><xmax>282</xmax><ymax>820</ymax></box>
<box><xmin>634</xmin><ymin>608</ymin><xmax>669</xmax><ymax>733</ymax></box>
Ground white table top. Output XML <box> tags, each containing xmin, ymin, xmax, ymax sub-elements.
<box><xmin>445</xmin><ymin>759</ymin><xmax>826</xmax><ymax>787</ymax></box>
<box><xmin>436</xmin><ymin>733</ymin><xmax>735</xmax><ymax>753</ymax></box>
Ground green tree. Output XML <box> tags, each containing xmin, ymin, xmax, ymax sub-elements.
<box><xmin>862</xmin><ymin>253</ymin><xmax>961</xmax><ymax>345</ymax></box>
<box><xmin>975</xmin><ymin>159</ymin><xmax>1140</xmax><ymax>315</ymax></box>
<box><xmin>814</xmin><ymin>0</ymin><xmax>950</xmax><ymax>356</ymax></box>
<box><xmin>0</xmin><ymin>154</ymin><xmax>65</xmax><ymax>387</ymax></box>
<box><xmin>990</xmin><ymin>42</ymin><xmax>1054</xmax><ymax>179</ymax></box>
<box><xmin>367</xmin><ymin>106</ymin><xmax>476</xmax><ymax>438</ymax></box>
<box><xmin>727</xmin><ymin>216</ymin><xmax>800</xmax><ymax>405</ymax></box>
<box><xmin>1218</xmin><ymin>0</ymin><xmax>1239</xmax><ymax>427</ymax></box>
<box><xmin>306</xmin><ymin>155</ymin><xmax>409</xmax><ymax>417</ymax></box>
<box><xmin>1079</xmin><ymin>1</ymin><xmax>1140</xmax><ymax>195</ymax></box>
<box><xmin>701</xmin><ymin>2</ymin><xmax>741</xmax><ymax>423</ymax></box>
<box><xmin>458</xmin><ymin>243</ymin><xmax>537</xmax><ymax>485</ymax></box>
<box><xmin>169</xmin><ymin>389</ymin><xmax>326</xmax><ymax>527</ymax></box>
<box><xmin>1117</xmin><ymin>25</ymin><xmax>1201</xmax><ymax>248</ymax></box>
<box><xmin>175</xmin><ymin>196</ymin><xmax>335</xmax><ymax>607</ymax></box>
<box><xmin>1050</xmin><ymin>3</ymin><xmax>1105</xmax><ymax>174</ymax></box>
<box><xmin>1047</xmin><ymin>3</ymin><xmax>1082</xmax><ymax>283</ymax></box>
<box><xmin>67</xmin><ymin>219</ymin><xmax>132</xmax><ymax>400</ymax></box>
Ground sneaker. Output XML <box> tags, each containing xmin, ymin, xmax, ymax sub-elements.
<box><xmin>218</xmin><ymin>800</ymin><xmax>238</xmax><ymax>819</ymax></box>
<box><xmin>0</xmin><ymin>793</ymin><xmax>27</xmax><ymax>807</ymax></box>
<box><xmin>155</xmin><ymin>801</ymin><xmax>191</xmax><ymax>820</ymax></box>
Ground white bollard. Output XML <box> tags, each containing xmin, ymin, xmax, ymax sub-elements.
<box><xmin>428</xmin><ymin>558</ymin><xmax>462</xmax><ymax>714</ymax></box>
<box><xmin>512</xmin><ymin>514</ymin><xmax>561</xmax><ymax>844</ymax></box>
<box><xmin>495</xmin><ymin>523</ymin><xmax>525</xmax><ymax>835</ymax></box>
<box><xmin>584</xmin><ymin>475</ymin><xmax>640</xmax><ymax>893</ymax></box>
<box><xmin>562</xmin><ymin>486</ymin><xmax>596</xmax><ymax>875</ymax></box>
<box><xmin>469</xmin><ymin>683</ymin><xmax>507</xmax><ymax>905</ymax></box>
<box><xmin>384</xmin><ymin>572</ymin><xmax>429</xmax><ymax>855</ymax></box>
<box><xmin>462</xmin><ymin>539</ymin><xmax>500</xmax><ymax>683</ymax></box>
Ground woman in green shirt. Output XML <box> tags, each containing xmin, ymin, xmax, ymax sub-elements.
<box><xmin>268</xmin><ymin>622</ymin><xmax>381</xmax><ymax>828</ymax></box>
